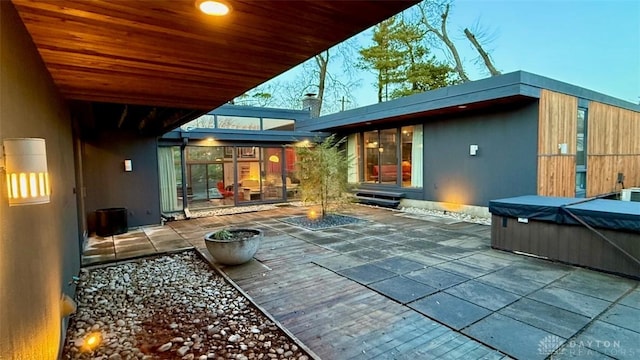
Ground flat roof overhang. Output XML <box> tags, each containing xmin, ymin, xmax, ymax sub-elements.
<box><xmin>160</xmin><ymin>129</ymin><xmax>328</xmax><ymax>145</ymax></box>
<box><xmin>298</xmin><ymin>71</ymin><xmax>640</xmax><ymax>132</ymax></box>
<box><xmin>10</xmin><ymin>0</ymin><xmax>419</xmax><ymax>135</ymax></box>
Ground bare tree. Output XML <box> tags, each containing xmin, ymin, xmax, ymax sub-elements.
<box><xmin>315</xmin><ymin>50</ymin><xmax>329</xmax><ymax>113</ymax></box>
<box><xmin>464</xmin><ymin>28</ymin><xmax>500</xmax><ymax>76</ymax></box>
<box><xmin>418</xmin><ymin>2</ymin><xmax>469</xmax><ymax>81</ymax></box>
<box><xmin>418</xmin><ymin>0</ymin><xmax>499</xmax><ymax>82</ymax></box>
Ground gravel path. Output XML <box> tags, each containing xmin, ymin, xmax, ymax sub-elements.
<box><xmin>63</xmin><ymin>251</ymin><xmax>311</xmax><ymax>360</ymax></box>
<box><xmin>400</xmin><ymin>206</ymin><xmax>491</xmax><ymax>225</ymax></box>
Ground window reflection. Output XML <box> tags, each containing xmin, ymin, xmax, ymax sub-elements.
<box><xmin>217</xmin><ymin>116</ymin><xmax>260</xmax><ymax>130</ymax></box>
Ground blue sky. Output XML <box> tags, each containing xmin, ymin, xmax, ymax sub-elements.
<box><xmin>441</xmin><ymin>0</ymin><xmax>640</xmax><ymax>104</ymax></box>
<box><xmin>263</xmin><ymin>0</ymin><xmax>639</xmax><ymax>109</ymax></box>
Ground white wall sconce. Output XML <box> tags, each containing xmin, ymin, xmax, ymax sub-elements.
<box><xmin>2</xmin><ymin>138</ymin><xmax>50</xmax><ymax>206</ymax></box>
<box><xmin>558</xmin><ymin>143</ymin><xmax>568</xmax><ymax>154</ymax></box>
<box><xmin>124</xmin><ymin>159</ymin><xmax>132</xmax><ymax>172</ymax></box>
<box><xmin>470</xmin><ymin>144</ymin><xmax>479</xmax><ymax>156</ymax></box>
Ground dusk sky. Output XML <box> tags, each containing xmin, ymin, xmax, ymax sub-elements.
<box><xmin>268</xmin><ymin>0</ymin><xmax>639</xmax><ymax>109</ymax></box>
<box><xmin>444</xmin><ymin>0</ymin><xmax>639</xmax><ymax>104</ymax></box>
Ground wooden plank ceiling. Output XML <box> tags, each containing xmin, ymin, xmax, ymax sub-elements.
<box><xmin>11</xmin><ymin>0</ymin><xmax>419</xmax><ymax>134</ymax></box>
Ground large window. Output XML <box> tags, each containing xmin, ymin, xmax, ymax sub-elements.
<box><xmin>363</xmin><ymin>130</ymin><xmax>380</xmax><ymax>183</ymax></box>
<box><xmin>217</xmin><ymin>116</ymin><xmax>260</xmax><ymax>130</ymax></box>
<box><xmin>263</xmin><ymin>118</ymin><xmax>295</xmax><ymax>131</ymax></box>
<box><xmin>358</xmin><ymin>125</ymin><xmax>422</xmax><ymax>187</ymax></box>
<box><xmin>180</xmin><ymin>115</ymin><xmax>295</xmax><ymax>131</ymax></box>
<box><xmin>158</xmin><ymin>146</ymin><xmax>181</xmax><ymax>213</ymax></box>
<box><xmin>402</xmin><ymin>125</ymin><xmax>423</xmax><ymax>188</ymax></box>
<box><xmin>160</xmin><ymin>144</ymin><xmax>301</xmax><ymax>211</ymax></box>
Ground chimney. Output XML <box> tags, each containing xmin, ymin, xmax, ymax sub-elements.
<box><xmin>302</xmin><ymin>93</ymin><xmax>321</xmax><ymax>118</ymax></box>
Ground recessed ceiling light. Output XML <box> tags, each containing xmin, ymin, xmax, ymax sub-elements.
<box><xmin>196</xmin><ymin>0</ymin><xmax>231</xmax><ymax>16</ymax></box>
<box><xmin>458</xmin><ymin>105</ymin><xmax>468</xmax><ymax>109</ymax></box>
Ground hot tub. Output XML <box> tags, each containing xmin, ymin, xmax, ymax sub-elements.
<box><xmin>489</xmin><ymin>195</ymin><xmax>640</xmax><ymax>279</ymax></box>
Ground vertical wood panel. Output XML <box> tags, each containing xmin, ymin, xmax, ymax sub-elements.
<box><xmin>537</xmin><ymin>156</ymin><xmax>576</xmax><ymax>196</ymax></box>
<box><xmin>586</xmin><ymin>155</ymin><xmax>640</xmax><ymax>196</ymax></box>
<box><xmin>538</xmin><ymin>89</ymin><xmax>578</xmax><ymax>155</ymax></box>
<box><xmin>537</xmin><ymin>90</ymin><xmax>578</xmax><ymax>197</ymax></box>
<box><xmin>587</xmin><ymin>102</ymin><xmax>640</xmax><ymax>195</ymax></box>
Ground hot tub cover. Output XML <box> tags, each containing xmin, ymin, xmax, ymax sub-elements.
<box><xmin>489</xmin><ymin>195</ymin><xmax>640</xmax><ymax>233</ymax></box>
<box><xmin>564</xmin><ymin>199</ymin><xmax>640</xmax><ymax>232</ymax></box>
<box><xmin>488</xmin><ymin>195</ymin><xmax>577</xmax><ymax>223</ymax></box>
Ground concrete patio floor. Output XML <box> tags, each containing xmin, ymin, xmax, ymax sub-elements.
<box><xmin>82</xmin><ymin>205</ymin><xmax>640</xmax><ymax>359</ymax></box>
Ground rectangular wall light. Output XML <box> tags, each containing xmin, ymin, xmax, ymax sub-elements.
<box><xmin>3</xmin><ymin>138</ymin><xmax>50</xmax><ymax>206</ymax></box>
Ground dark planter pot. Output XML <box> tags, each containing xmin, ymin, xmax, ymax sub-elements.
<box><xmin>204</xmin><ymin>229</ymin><xmax>263</xmax><ymax>265</ymax></box>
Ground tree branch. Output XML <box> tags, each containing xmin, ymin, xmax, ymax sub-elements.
<box><xmin>464</xmin><ymin>28</ymin><xmax>501</xmax><ymax>76</ymax></box>
<box><xmin>419</xmin><ymin>3</ymin><xmax>469</xmax><ymax>82</ymax></box>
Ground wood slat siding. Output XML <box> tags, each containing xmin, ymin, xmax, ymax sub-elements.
<box><xmin>587</xmin><ymin>155</ymin><xmax>640</xmax><ymax>196</ymax></box>
<box><xmin>537</xmin><ymin>90</ymin><xmax>578</xmax><ymax>196</ymax></box>
<box><xmin>537</xmin><ymin>156</ymin><xmax>577</xmax><ymax>197</ymax></box>
<box><xmin>587</xmin><ymin>102</ymin><xmax>640</xmax><ymax>196</ymax></box>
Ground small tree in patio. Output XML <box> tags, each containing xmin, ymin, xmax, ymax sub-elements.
<box><xmin>295</xmin><ymin>135</ymin><xmax>353</xmax><ymax>219</ymax></box>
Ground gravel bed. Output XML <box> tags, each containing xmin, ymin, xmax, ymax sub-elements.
<box><xmin>280</xmin><ymin>214</ymin><xmax>363</xmax><ymax>230</ymax></box>
<box><xmin>400</xmin><ymin>206</ymin><xmax>491</xmax><ymax>226</ymax></box>
<box><xmin>63</xmin><ymin>251</ymin><xmax>311</xmax><ymax>360</ymax></box>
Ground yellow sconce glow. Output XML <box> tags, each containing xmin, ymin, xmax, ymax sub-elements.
<box><xmin>268</xmin><ymin>155</ymin><xmax>280</xmax><ymax>163</ymax></box>
<box><xmin>3</xmin><ymin>138</ymin><xmax>50</xmax><ymax>206</ymax></box>
<box><xmin>307</xmin><ymin>209</ymin><xmax>318</xmax><ymax>220</ymax></box>
<box><xmin>196</xmin><ymin>0</ymin><xmax>231</xmax><ymax>16</ymax></box>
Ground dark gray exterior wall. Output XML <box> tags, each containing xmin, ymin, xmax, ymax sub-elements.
<box><xmin>1</xmin><ymin>2</ymin><xmax>80</xmax><ymax>357</ymax></box>
<box><xmin>82</xmin><ymin>131</ymin><xmax>161</xmax><ymax>229</ymax></box>
<box><xmin>423</xmin><ymin>101</ymin><xmax>539</xmax><ymax>207</ymax></box>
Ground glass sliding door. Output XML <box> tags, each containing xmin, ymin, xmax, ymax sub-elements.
<box><xmin>158</xmin><ymin>146</ymin><xmax>181</xmax><ymax>213</ymax></box>
<box><xmin>236</xmin><ymin>147</ymin><xmax>260</xmax><ymax>203</ymax></box>
<box><xmin>379</xmin><ymin>129</ymin><xmax>398</xmax><ymax>184</ymax></box>
<box><xmin>184</xmin><ymin>146</ymin><xmax>230</xmax><ymax>209</ymax></box>
<box><xmin>284</xmin><ymin>147</ymin><xmax>300</xmax><ymax>199</ymax></box>
<box><xmin>161</xmin><ymin>144</ymin><xmax>304</xmax><ymax>208</ymax></box>
<box><xmin>358</xmin><ymin>126</ymin><xmax>422</xmax><ymax>187</ymax></box>
<box><xmin>262</xmin><ymin>147</ymin><xmax>284</xmax><ymax>201</ymax></box>
<box><xmin>189</xmin><ymin>164</ymin><xmax>208</xmax><ymax>202</ymax></box>
<box><xmin>401</xmin><ymin>125</ymin><xmax>423</xmax><ymax>188</ymax></box>
<box><xmin>364</xmin><ymin>130</ymin><xmax>379</xmax><ymax>183</ymax></box>
<box><xmin>347</xmin><ymin>134</ymin><xmax>359</xmax><ymax>184</ymax></box>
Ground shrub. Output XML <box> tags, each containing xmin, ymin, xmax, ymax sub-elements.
<box><xmin>295</xmin><ymin>135</ymin><xmax>354</xmax><ymax>218</ymax></box>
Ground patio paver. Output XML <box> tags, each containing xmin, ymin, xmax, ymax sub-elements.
<box><xmin>368</xmin><ymin>276</ymin><xmax>438</xmax><ymax>304</ymax></box>
<box><xmin>409</xmin><ymin>292</ymin><xmax>492</xmax><ymax>330</ymax></box>
<box><xmin>370</xmin><ymin>256</ymin><xmax>428</xmax><ymax>274</ymax></box>
<box><xmin>498</xmin><ymin>298</ymin><xmax>591</xmax><ymax>338</ymax></box>
<box><xmin>557</xmin><ymin>320</ymin><xmax>640</xmax><ymax>360</ymax></box>
<box><xmin>463</xmin><ymin>313</ymin><xmax>564</xmax><ymax>360</ymax></box>
<box><xmin>338</xmin><ymin>263</ymin><xmax>397</xmax><ymax>285</ymax></box>
<box><xmin>527</xmin><ymin>286</ymin><xmax>611</xmax><ymax>318</ymax></box>
<box><xmin>445</xmin><ymin>280</ymin><xmax>520</xmax><ymax>311</ymax></box>
<box><xmin>405</xmin><ymin>267</ymin><xmax>470</xmax><ymax>290</ymax></box>
<box><xmin>599</xmin><ymin>304</ymin><xmax>640</xmax><ymax>333</ymax></box>
<box><xmin>618</xmin><ymin>289</ymin><xmax>640</xmax><ymax>309</ymax></box>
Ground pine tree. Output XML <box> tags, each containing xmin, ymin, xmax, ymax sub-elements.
<box><xmin>359</xmin><ymin>16</ymin><xmax>457</xmax><ymax>101</ymax></box>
